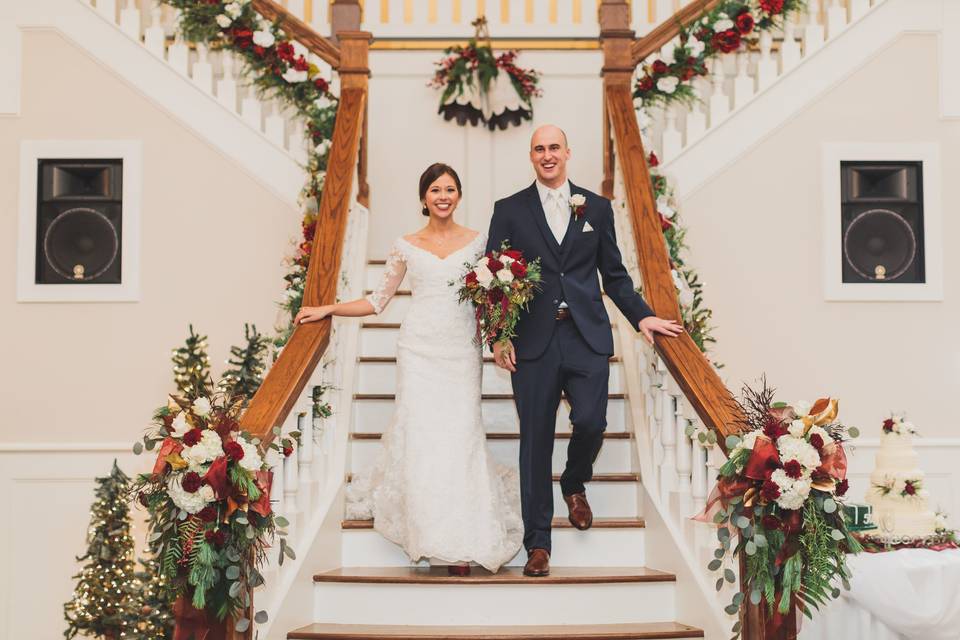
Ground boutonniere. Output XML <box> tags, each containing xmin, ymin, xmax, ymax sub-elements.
<box><xmin>569</xmin><ymin>194</ymin><xmax>587</xmax><ymax>220</ymax></box>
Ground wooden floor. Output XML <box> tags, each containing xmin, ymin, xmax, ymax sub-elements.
<box><xmin>313</xmin><ymin>566</ymin><xmax>676</xmax><ymax>585</ymax></box>
<box><xmin>287</xmin><ymin>622</ymin><xmax>704</xmax><ymax>639</ymax></box>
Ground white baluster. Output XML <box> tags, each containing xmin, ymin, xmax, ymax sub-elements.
<box><xmin>241</xmin><ymin>89</ymin><xmax>263</xmax><ymax>131</ymax></box>
<box><xmin>436</xmin><ymin>0</ymin><xmax>455</xmax><ymax>27</ymax></box>
<box><xmin>825</xmin><ymin>0</ymin><xmax>848</xmax><ymax>39</ymax></box>
<box><xmin>192</xmin><ymin>44</ymin><xmax>214</xmax><ymax>94</ymax></box>
<box><xmin>660</xmin><ymin>111</ymin><xmax>681</xmax><ymax>163</ymax></box>
<box><xmin>289</xmin><ymin>120</ymin><xmax>308</xmax><ymax>165</ymax></box>
<box><xmin>217</xmin><ymin>52</ymin><xmax>238</xmax><ymax>112</ymax></box>
<box><xmin>732</xmin><ymin>52</ymin><xmax>754</xmax><ymax>110</ymax></box>
<box><xmin>756</xmin><ymin>31</ymin><xmax>777</xmax><ymax>91</ymax></box>
<box><xmin>144</xmin><ymin>6</ymin><xmax>166</xmax><ymax>57</ymax></box>
<box><xmin>780</xmin><ymin>17</ymin><xmax>802</xmax><ymax>72</ymax></box>
<box><xmin>556</xmin><ymin>0</ymin><xmax>575</xmax><ymax>30</ymax></box>
<box><xmin>850</xmin><ymin>0</ymin><xmax>870</xmax><ymax>21</ymax></box>
<box><xmin>270</xmin><ymin>452</ymin><xmax>285</xmax><ymax>515</ymax></box>
<box><xmin>675</xmin><ymin>402</ymin><xmax>693</xmax><ymax>517</ymax></box>
<box><xmin>283</xmin><ymin>438</ymin><xmax>300</xmax><ymax>528</ymax></box>
<box><xmin>297</xmin><ymin>411</ymin><xmax>313</xmax><ymax>511</ymax></box>
<box><xmin>287</xmin><ymin>0</ymin><xmax>306</xmax><ymax>22</ymax></box>
<box><xmin>707</xmin><ymin>57</ymin><xmax>729</xmax><ymax>128</ymax></box>
<box><xmin>265</xmin><ymin>102</ymin><xmax>286</xmax><ymax>147</ymax></box>
<box><xmin>802</xmin><ymin>9</ymin><xmax>825</xmax><ymax>56</ymax></box>
<box><xmin>685</xmin><ymin>81</ymin><xmax>707</xmax><ymax>144</ymax></box>
<box><xmin>659</xmin><ymin>372</ymin><xmax>677</xmax><ymax>505</ymax></box>
<box><xmin>97</xmin><ymin>0</ymin><xmax>117</xmax><ymax>22</ymax></box>
<box><xmin>691</xmin><ymin>434</ymin><xmax>709</xmax><ymax>513</ymax></box>
<box><xmin>167</xmin><ymin>13</ymin><xmax>189</xmax><ymax>76</ymax></box>
<box><xmin>119</xmin><ymin>0</ymin><xmax>141</xmax><ymax>40</ymax></box>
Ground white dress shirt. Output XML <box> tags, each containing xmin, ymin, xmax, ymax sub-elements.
<box><xmin>536</xmin><ymin>179</ymin><xmax>572</xmax><ymax>246</ymax></box>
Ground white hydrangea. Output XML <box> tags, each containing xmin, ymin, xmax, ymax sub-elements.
<box><xmin>224</xmin><ymin>2</ymin><xmax>242</xmax><ymax>18</ymax></box>
<box><xmin>497</xmin><ymin>268</ymin><xmax>514</xmax><ymax>284</ymax></box>
<box><xmin>215</xmin><ymin>14</ymin><xmax>233</xmax><ymax>28</ymax></box>
<box><xmin>808</xmin><ymin>425</ymin><xmax>831</xmax><ymax>445</ymax></box>
<box><xmin>283</xmin><ymin>68</ymin><xmax>309</xmax><ymax>83</ymax></box>
<box><xmin>170</xmin><ymin>412</ymin><xmax>190</xmax><ymax>437</ymax></box>
<box><xmin>236</xmin><ymin>436</ymin><xmax>264</xmax><ymax>472</ymax></box>
<box><xmin>253</xmin><ymin>30</ymin><xmax>276</xmax><ymax>48</ymax></box>
<box><xmin>181</xmin><ymin>430</ymin><xmax>223</xmax><ymax>468</ymax></box>
<box><xmin>788</xmin><ymin>420</ymin><xmax>807</xmax><ymax>439</ymax></box>
<box><xmin>656</xmin><ymin>76</ymin><xmax>680</xmax><ymax>94</ymax></box>
<box><xmin>777</xmin><ymin>434</ymin><xmax>822</xmax><ymax>471</ymax></box>
<box><xmin>167</xmin><ymin>475</ymin><xmax>216</xmax><ymax>514</ymax></box>
<box><xmin>771</xmin><ymin>469</ymin><xmax>811</xmax><ymax>510</ymax></box>
<box><xmin>713</xmin><ymin>15</ymin><xmax>734</xmax><ymax>31</ymax></box>
<box><xmin>192</xmin><ymin>397</ymin><xmax>211</xmax><ymax>417</ymax></box>
<box><xmin>475</xmin><ymin>264</ymin><xmax>494</xmax><ymax>287</ymax></box>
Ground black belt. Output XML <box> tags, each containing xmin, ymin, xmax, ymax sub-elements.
<box><xmin>555</xmin><ymin>307</ymin><xmax>571</xmax><ymax>321</ymax></box>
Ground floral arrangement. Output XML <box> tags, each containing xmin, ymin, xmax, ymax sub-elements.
<box><xmin>430</xmin><ymin>17</ymin><xmax>541</xmax><ymax>130</ymax></box>
<box><xmin>882</xmin><ymin>414</ymin><xmax>917</xmax><ymax>436</ymax></box>
<box><xmin>453</xmin><ymin>241</ymin><xmax>542</xmax><ymax>349</ymax></box>
<box><xmin>131</xmin><ymin>393</ymin><xmax>296</xmax><ymax>633</ymax></box>
<box><xmin>872</xmin><ymin>474</ymin><xmax>927</xmax><ymax>501</ymax></box>
<box><xmin>699</xmin><ymin>385</ymin><xmax>861</xmax><ymax>637</ymax></box>
<box><xmin>634</xmin><ymin>0</ymin><xmax>806</xmax><ymax>108</ymax></box>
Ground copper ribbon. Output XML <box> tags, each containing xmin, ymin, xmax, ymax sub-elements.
<box><xmin>172</xmin><ymin>595</ymin><xmax>212</xmax><ymax>640</ymax></box>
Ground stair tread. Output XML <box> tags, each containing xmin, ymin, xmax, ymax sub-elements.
<box><xmin>342</xmin><ymin>516</ymin><xmax>645</xmax><ymax>530</ymax></box>
<box><xmin>358</xmin><ymin>355</ymin><xmax>622</xmax><ymax>363</ymax></box>
<box><xmin>351</xmin><ymin>431</ymin><xmax>632</xmax><ymax>440</ymax></box>
<box><xmin>362</xmin><ymin>290</ymin><xmax>611</xmax><ymax>300</ymax></box>
<box><xmin>353</xmin><ymin>393</ymin><xmax>627</xmax><ymax>401</ymax></box>
<box><xmin>313</xmin><ymin>566</ymin><xmax>675</xmax><ymax>585</ymax></box>
<box><xmin>362</xmin><ymin>321</ymin><xmax>614</xmax><ymax>329</ymax></box>
<box><xmin>344</xmin><ymin>472</ymin><xmax>639</xmax><ymax>483</ymax></box>
<box><xmin>288</xmin><ymin>621</ymin><xmax>703</xmax><ymax>639</ymax></box>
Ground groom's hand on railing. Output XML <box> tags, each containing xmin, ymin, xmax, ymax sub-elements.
<box><xmin>493</xmin><ymin>340</ymin><xmax>517</xmax><ymax>373</ymax></box>
<box><xmin>638</xmin><ymin>316</ymin><xmax>684</xmax><ymax>345</ymax></box>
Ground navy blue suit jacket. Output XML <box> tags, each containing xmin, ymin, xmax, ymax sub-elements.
<box><xmin>486</xmin><ymin>181</ymin><xmax>653</xmax><ymax>360</ymax></box>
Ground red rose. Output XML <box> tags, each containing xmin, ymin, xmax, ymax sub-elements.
<box><xmin>637</xmin><ymin>76</ymin><xmax>654</xmax><ymax>92</ymax></box>
<box><xmin>276</xmin><ymin>42</ymin><xmax>295</xmax><ymax>62</ymax></box>
<box><xmin>487</xmin><ymin>258</ymin><xmax>504</xmax><ymax>273</ymax></box>
<box><xmin>293</xmin><ymin>56</ymin><xmax>309</xmax><ymax>72</ymax></box>
<box><xmin>882</xmin><ymin>418</ymin><xmax>895</xmax><ymax>433</ymax></box>
<box><xmin>253</xmin><ymin>45</ymin><xmax>266</xmax><ymax>58</ymax></box>
<box><xmin>232</xmin><ymin>28</ymin><xmax>253</xmax><ymax>49</ymax></box>
<box><xmin>138</xmin><ymin>491</ymin><xmax>149</xmax><ymax>507</ymax></box>
<box><xmin>835</xmin><ymin>479</ymin><xmax>849</xmax><ymax>497</ymax></box>
<box><xmin>223</xmin><ymin>440</ymin><xmax>244</xmax><ymax>462</ymax></box>
<box><xmin>660</xmin><ymin>213</ymin><xmax>673</xmax><ymax>232</ymax></box>
<box><xmin>652</xmin><ymin>60</ymin><xmax>668</xmax><ymax>75</ymax></box>
<box><xmin>465</xmin><ymin>271</ymin><xmax>479</xmax><ymax>285</ymax></box>
<box><xmin>314</xmin><ymin>77</ymin><xmax>329</xmax><ymax>93</ymax></box>
<box><xmin>783</xmin><ymin>460</ymin><xmax>803</xmax><ymax>479</ymax></box>
<box><xmin>198</xmin><ymin>506</ymin><xmax>218</xmax><ymax>522</ymax></box>
<box><xmin>761</xmin><ymin>479</ymin><xmax>781</xmax><ymax>501</ymax></box>
<box><xmin>647</xmin><ymin>151</ymin><xmax>659</xmax><ymax>167</ymax></box>
<box><xmin>183</xmin><ymin>428</ymin><xmax>203</xmax><ymax>447</ymax></box>
<box><xmin>736</xmin><ymin>11</ymin><xmax>755</xmax><ymax>34</ymax></box>
<box><xmin>760</xmin><ymin>0</ymin><xmax>785</xmax><ymax>14</ymax></box>
<box><xmin>711</xmin><ymin>29</ymin><xmax>741</xmax><ymax>54</ymax></box>
<box><xmin>695</xmin><ymin>27</ymin><xmax>712</xmax><ymax>41</ymax></box>
<box><xmin>510</xmin><ymin>260</ymin><xmax>527</xmax><ymax>278</ymax></box>
<box><xmin>283</xmin><ymin>446</ymin><xmax>294</xmax><ymax>458</ymax></box>
<box><xmin>680</xmin><ymin>66</ymin><xmax>696</xmax><ymax>81</ymax></box>
<box><xmin>205</xmin><ymin>529</ymin><xmax>226</xmax><ymax>546</ymax></box>
<box><xmin>809</xmin><ymin>433</ymin><xmax>825</xmax><ymax>450</ymax></box>
<box><xmin>761</xmin><ymin>514</ymin><xmax>781</xmax><ymax>531</ymax></box>
<box><xmin>904</xmin><ymin>481</ymin><xmax>917</xmax><ymax>496</ymax></box>
<box><xmin>181</xmin><ymin>471</ymin><xmax>203</xmax><ymax>493</ymax></box>
<box><xmin>503</xmin><ymin>249</ymin><xmax>523</xmax><ymax>260</ymax></box>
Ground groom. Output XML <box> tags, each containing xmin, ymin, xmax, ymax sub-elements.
<box><xmin>487</xmin><ymin>125</ymin><xmax>682</xmax><ymax>577</ymax></box>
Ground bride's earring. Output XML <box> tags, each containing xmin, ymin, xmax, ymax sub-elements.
<box><xmin>421</xmin><ymin>201</ymin><xmax>429</xmax><ymax>217</ymax></box>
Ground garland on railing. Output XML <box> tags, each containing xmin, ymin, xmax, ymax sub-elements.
<box><xmin>698</xmin><ymin>385</ymin><xmax>862</xmax><ymax>638</ymax></box>
<box><xmin>430</xmin><ymin>17</ymin><xmax>541</xmax><ymax>130</ymax></box>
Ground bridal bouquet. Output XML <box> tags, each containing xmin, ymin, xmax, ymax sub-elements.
<box><xmin>698</xmin><ymin>385</ymin><xmax>862</xmax><ymax>638</ymax></box>
<box><xmin>131</xmin><ymin>393</ymin><xmax>295</xmax><ymax>632</ymax></box>
<box><xmin>453</xmin><ymin>241</ymin><xmax>541</xmax><ymax>349</ymax></box>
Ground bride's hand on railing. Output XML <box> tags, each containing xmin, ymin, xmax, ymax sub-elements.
<box><xmin>295</xmin><ymin>305</ymin><xmax>335</xmax><ymax>324</ymax></box>
<box><xmin>638</xmin><ymin>316</ymin><xmax>684</xmax><ymax>345</ymax></box>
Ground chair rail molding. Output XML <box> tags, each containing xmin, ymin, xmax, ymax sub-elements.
<box><xmin>820</xmin><ymin>141</ymin><xmax>943</xmax><ymax>302</ymax></box>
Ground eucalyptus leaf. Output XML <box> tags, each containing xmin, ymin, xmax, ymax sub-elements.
<box><xmin>714</xmin><ymin>548</ymin><xmax>725</xmax><ymax>559</ymax></box>
<box><xmin>753</xmin><ymin>533</ymin><xmax>767</xmax><ymax>548</ymax></box>
<box><xmin>724</xmin><ymin>604</ymin><xmax>740</xmax><ymax>615</ymax></box>
<box><xmin>750</xmin><ymin>589</ymin><xmax>762</xmax><ymax>605</ymax></box>
<box><xmin>235</xmin><ymin>618</ymin><xmax>250</xmax><ymax>632</ymax></box>
<box><xmin>725</xmin><ymin>435</ymin><xmax>742</xmax><ymax>450</ymax></box>
<box><xmin>732</xmin><ymin>592</ymin><xmax>744</xmax><ymax>606</ymax></box>
<box><xmin>226</xmin><ymin>565</ymin><xmax>240</xmax><ymax>580</ymax></box>
<box><xmin>823</xmin><ymin>498</ymin><xmax>837</xmax><ymax>514</ymax></box>
<box><xmin>283</xmin><ymin>544</ymin><xmax>296</xmax><ymax>560</ymax></box>
<box><xmin>236</xmin><ymin>516</ymin><xmax>249</xmax><ymax>525</ymax></box>
<box><xmin>246</xmin><ymin>525</ymin><xmax>255</xmax><ymax>539</ymax></box>
<box><xmin>698</xmin><ymin>433</ymin><xmax>707</xmax><ymax>444</ymax></box>
<box><xmin>229</xmin><ymin>581</ymin><xmax>241</xmax><ymax>598</ymax></box>
<box><xmin>226</xmin><ymin>548</ymin><xmax>241</xmax><ymax>562</ymax></box>
<box><xmin>275</xmin><ymin>516</ymin><xmax>290</xmax><ymax>528</ymax></box>
<box><xmin>685</xmin><ymin>424</ymin><xmax>696</xmax><ymax>437</ymax></box>
<box><xmin>735</xmin><ymin>516</ymin><xmax>750</xmax><ymax>529</ymax></box>
<box><xmin>145</xmin><ymin>438</ymin><xmax>156</xmax><ymax>451</ymax></box>
<box><xmin>133</xmin><ymin>442</ymin><xmax>144</xmax><ymax>455</ymax></box>
<box><xmin>831</xmin><ymin>588</ymin><xmax>841</xmax><ymax>599</ymax></box>
<box><xmin>848</xmin><ymin>426</ymin><xmax>860</xmax><ymax>438</ymax></box>
<box><xmin>830</xmin><ymin>529</ymin><xmax>846</xmax><ymax>541</ymax></box>
<box><xmin>718</xmin><ymin>527</ymin><xmax>730</xmax><ymax>540</ymax></box>
<box><xmin>724</xmin><ymin>568</ymin><xmax>736</xmax><ymax>583</ymax></box>
<box><xmin>708</xmin><ymin>559</ymin><xmax>722</xmax><ymax>571</ymax></box>
<box><xmin>254</xmin><ymin>610</ymin><xmax>268</xmax><ymax>624</ymax></box>
<box><xmin>716</xmin><ymin>577</ymin><xmax>724</xmax><ymax>592</ymax></box>
<box><xmin>745</xmin><ymin>541</ymin><xmax>757</xmax><ymax>556</ymax></box>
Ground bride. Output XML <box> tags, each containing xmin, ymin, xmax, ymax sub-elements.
<box><xmin>294</xmin><ymin>163</ymin><xmax>522</xmax><ymax>574</ymax></box>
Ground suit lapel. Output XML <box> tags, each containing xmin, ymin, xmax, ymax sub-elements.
<box><xmin>559</xmin><ymin>181</ymin><xmax>587</xmax><ymax>257</ymax></box>
<box><xmin>526</xmin><ymin>183</ymin><xmax>561</xmax><ymax>263</ymax></box>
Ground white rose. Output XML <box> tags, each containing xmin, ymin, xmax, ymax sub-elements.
<box><xmin>237</xmin><ymin>437</ymin><xmax>264</xmax><ymax>472</ymax></box>
<box><xmin>687</xmin><ymin>36</ymin><xmax>705</xmax><ymax>57</ymax></box>
<box><xmin>475</xmin><ymin>264</ymin><xmax>494</xmax><ymax>288</ymax></box>
<box><xmin>215</xmin><ymin>14</ymin><xmax>233</xmax><ymax>28</ymax></box>
<box><xmin>181</xmin><ymin>430</ymin><xmax>223</xmax><ymax>468</ymax></box>
<box><xmin>253</xmin><ymin>30</ymin><xmax>276</xmax><ymax>48</ymax></box>
<box><xmin>292</xmin><ymin>40</ymin><xmax>309</xmax><ymax>60</ymax></box>
<box><xmin>500</xmin><ymin>255</ymin><xmax>514</xmax><ymax>265</ymax></box>
<box><xmin>171</xmin><ymin>412</ymin><xmax>190</xmax><ymax>437</ymax></box>
<box><xmin>657</xmin><ymin>76</ymin><xmax>680</xmax><ymax>94</ymax></box>
<box><xmin>793</xmin><ymin>400</ymin><xmax>812</xmax><ymax>417</ymax></box>
<box><xmin>713</xmin><ymin>16</ymin><xmax>734</xmax><ymax>31</ymax></box>
<box><xmin>678</xmin><ymin>287</ymin><xmax>695</xmax><ymax>308</ymax></box>
<box><xmin>569</xmin><ymin>194</ymin><xmax>587</xmax><ymax>208</ymax></box>
<box><xmin>497</xmin><ymin>268</ymin><xmax>514</xmax><ymax>283</ymax></box>
<box><xmin>283</xmin><ymin>68</ymin><xmax>309</xmax><ymax>83</ymax></box>
<box><xmin>192</xmin><ymin>397</ymin><xmax>211</xmax><ymax>417</ymax></box>
<box><xmin>788</xmin><ymin>420</ymin><xmax>806</xmax><ymax>439</ymax></box>
<box><xmin>224</xmin><ymin>2</ymin><xmax>242</xmax><ymax>18</ymax></box>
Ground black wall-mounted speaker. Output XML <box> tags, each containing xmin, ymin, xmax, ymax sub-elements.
<box><xmin>840</xmin><ymin>162</ymin><xmax>924</xmax><ymax>284</ymax></box>
<box><xmin>35</xmin><ymin>160</ymin><xmax>123</xmax><ymax>284</ymax></box>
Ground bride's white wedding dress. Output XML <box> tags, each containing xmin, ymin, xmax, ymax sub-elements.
<box><xmin>346</xmin><ymin>232</ymin><xmax>523</xmax><ymax>572</ymax></box>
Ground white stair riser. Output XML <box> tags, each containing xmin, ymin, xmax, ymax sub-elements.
<box><xmin>312</xmin><ymin>581</ymin><xmax>676</xmax><ymax>625</ymax></box>
<box><xmin>349</xmin><ymin>437</ymin><xmax>635</xmax><ymax>475</ymax></box>
<box><xmin>357</xmin><ymin>361</ymin><xmax>625</xmax><ymax>395</ymax></box>
<box><xmin>352</xmin><ymin>398</ymin><xmax>629</xmax><ymax>434</ymax></box>
<box><xmin>341</xmin><ymin>526</ymin><xmax>646</xmax><ymax>567</ymax></box>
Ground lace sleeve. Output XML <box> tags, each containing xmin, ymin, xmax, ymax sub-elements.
<box><xmin>366</xmin><ymin>241</ymin><xmax>407</xmax><ymax>315</ymax></box>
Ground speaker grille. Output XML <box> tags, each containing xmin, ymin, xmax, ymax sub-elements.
<box><xmin>42</xmin><ymin>207</ymin><xmax>120</xmax><ymax>281</ymax></box>
<box><xmin>842</xmin><ymin>208</ymin><xmax>916</xmax><ymax>281</ymax></box>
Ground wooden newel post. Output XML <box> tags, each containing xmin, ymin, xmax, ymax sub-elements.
<box><xmin>335</xmin><ymin>29</ymin><xmax>372</xmax><ymax>207</ymax></box>
<box><xmin>598</xmin><ymin>0</ymin><xmax>635</xmax><ymax>199</ymax></box>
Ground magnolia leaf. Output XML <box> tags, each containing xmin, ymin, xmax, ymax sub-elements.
<box><xmin>724</xmin><ymin>568</ymin><xmax>736</xmax><ymax>583</ymax></box>
<box><xmin>708</xmin><ymin>559</ymin><xmax>722</xmax><ymax>571</ymax></box>
<box><xmin>745</xmin><ymin>541</ymin><xmax>757</xmax><ymax>556</ymax></box>
<box><xmin>234</xmin><ymin>618</ymin><xmax>250</xmax><ymax>632</ymax></box>
<box><xmin>823</xmin><ymin>498</ymin><xmax>838</xmax><ymax>514</ymax></box>
<box><xmin>725</xmin><ymin>435</ymin><xmax>742</xmax><ymax>450</ymax></box>
<box><xmin>848</xmin><ymin>426</ymin><xmax>860</xmax><ymax>438</ymax></box>
<box><xmin>226</xmin><ymin>565</ymin><xmax>240</xmax><ymax>580</ymax></box>
<box><xmin>254</xmin><ymin>610</ymin><xmax>269</xmax><ymax>624</ymax></box>
<box><xmin>830</xmin><ymin>529</ymin><xmax>846</xmax><ymax>541</ymax></box>
<box><xmin>133</xmin><ymin>442</ymin><xmax>144</xmax><ymax>455</ymax></box>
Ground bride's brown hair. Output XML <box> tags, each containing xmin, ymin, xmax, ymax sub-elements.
<box><xmin>418</xmin><ymin>163</ymin><xmax>462</xmax><ymax>216</ymax></box>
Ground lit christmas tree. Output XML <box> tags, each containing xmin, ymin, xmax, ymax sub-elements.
<box><xmin>64</xmin><ymin>461</ymin><xmax>140</xmax><ymax>640</ymax></box>
<box><xmin>219</xmin><ymin>323</ymin><xmax>270</xmax><ymax>403</ymax></box>
<box><xmin>171</xmin><ymin>325</ymin><xmax>212</xmax><ymax>400</ymax></box>
<box><xmin>131</xmin><ymin>545</ymin><xmax>174</xmax><ymax>639</ymax></box>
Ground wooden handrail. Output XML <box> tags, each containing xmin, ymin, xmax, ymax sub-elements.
<box><xmin>238</xmin><ymin>87</ymin><xmax>366</xmax><ymax>442</ymax></box>
<box><xmin>631</xmin><ymin>0</ymin><xmax>724</xmax><ymax>66</ymax></box>
<box><xmin>605</xmin><ymin>83</ymin><xmax>744</xmax><ymax>446</ymax></box>
<box><xmin>252</xmin><ymin>0</ymin><xmax>342</xmax><ymax>68</ymax></box>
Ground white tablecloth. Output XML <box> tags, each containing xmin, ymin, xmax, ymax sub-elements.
<box><xmin>801</xmin><ymin>549</ymin><xmax>960</xmax><ymax>640</ymax></box>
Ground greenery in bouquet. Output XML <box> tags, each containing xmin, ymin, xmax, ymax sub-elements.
<box><xmin>131</xmin><ymin>393</ymin><xmax>295</xmax><ymax>630</ymax></box>
<box><xmin>634</xmin><ymin>0</ymin><xmax>806</xmax><ymax>109</ymax></box>
<box><xmin>453</xmin><ymin>241</ymin><xmax>542</xmax><ymax>348</ymax></box>
<box><xmin>702</xmin><ymin>383</ymin><xmax>862</xmax><ymax>637</ymax></box>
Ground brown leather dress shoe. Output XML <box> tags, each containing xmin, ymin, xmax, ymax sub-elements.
<box><xmin>563</xmin><ymin>491</ymin><xmax>594</xmax><ymax>530</ymax></box>
<box><xmin>523</xmin><ymin>548</ymin><xmax>550</xmax><ymax>577</ymax></box>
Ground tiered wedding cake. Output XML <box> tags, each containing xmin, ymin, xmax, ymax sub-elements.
<box><xmin>865</xmin><ymin>416</ymin><xmax>938</xmax><ymax>539</ymax></box>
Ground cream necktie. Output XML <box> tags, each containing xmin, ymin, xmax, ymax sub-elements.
<box><xmin>545</xmin><ymin>190</ymin><xmax>568</xmax><ymax>244</ymax></box>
